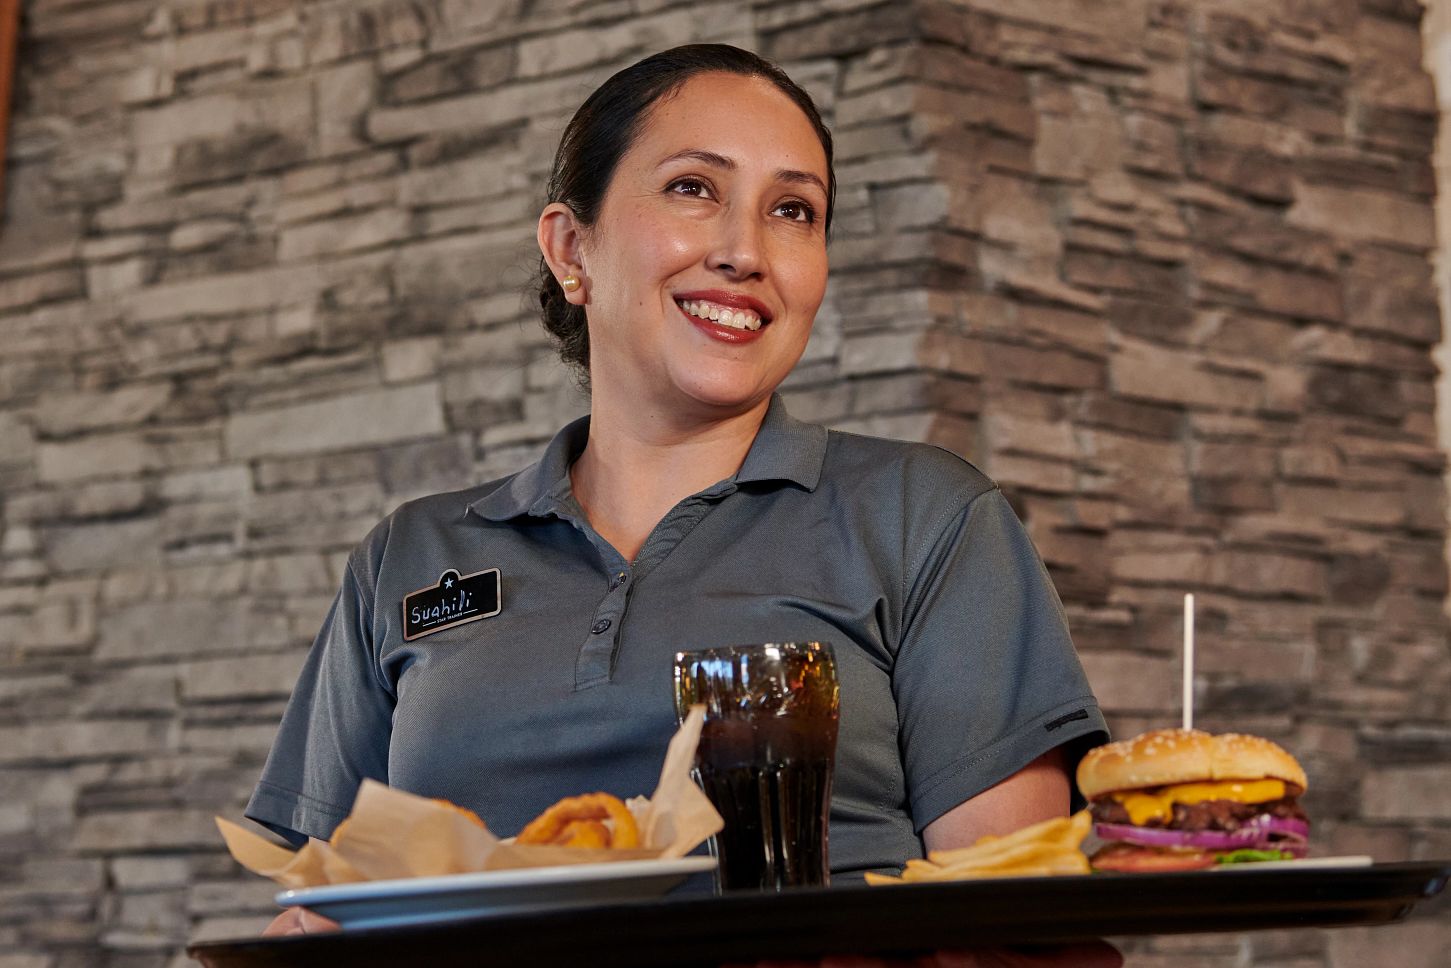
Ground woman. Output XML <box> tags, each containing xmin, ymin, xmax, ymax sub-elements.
<box><xmin>256</xmin><ymin>45</ymin><xmax>1117</xmax><ymax>964</ymax></box>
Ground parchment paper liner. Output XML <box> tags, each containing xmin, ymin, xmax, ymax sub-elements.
<box><xmin>218</xmin><ymin>705</ymin><xmax>721</xmax><ymax>889</ymax></box>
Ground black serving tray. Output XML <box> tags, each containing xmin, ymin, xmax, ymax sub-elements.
<box><xmin>188</xmin><ymin>860</ymin><xmax>1451</xmax><ymax>968</ymax></box>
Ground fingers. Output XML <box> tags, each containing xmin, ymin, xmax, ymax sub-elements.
<box><xmin>262</xmin><ymin>909</ymin><xmax>303</xmax><ymax>937</ymax></box>
<box><xmin>997</xmin><ymin>942</ymin><xmax>1124</xmax><ymax>968</ymax></box>
<box><xmin>924</xmin><ymin>952</ymin><xmax>992</xmax><ymax>967</ymax></box>
<box><xmin>261</xmin><ymin>907</ymin><xmax>341</xmax><ymax>937</ymax></box>
<box><xmin>876</xmin><ymin>944</ymin><xmax>1123</xmax><ymax>968</ymax></box>
<box><xmin>295</xmin><ymin>908</ymin><xmax>341</xmax><ymax>934</ymax></box>
<box><xmin>720</xmin><ymin>956</ymin><xmax>945</xmax><ymax>968</ymax></box>
<box><xmin>719</xmin><ymin>954</ymin><xmax>985</xmax><ymax>968</ymax></box>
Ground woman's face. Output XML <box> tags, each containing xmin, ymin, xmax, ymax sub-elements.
<box><xmin>574</xmin><ymin>72</ymin><xmax>830</xmax><ymax>418</ymax></box>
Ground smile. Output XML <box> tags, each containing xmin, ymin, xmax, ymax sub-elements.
<box><xmin>676</xmin><ymin>298</ymin><xmax>765</xmax><ymax>332</ymax></box>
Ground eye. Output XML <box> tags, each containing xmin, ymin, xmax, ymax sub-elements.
<box><xmin>774</xmin><ymin>199</ymin><xmax>817</xmax><ymax>224</ymax></box>
<box><xmin>667</xmin><ymin>177</ymin><xmax>714</xmax><ymax>199</ymax></box>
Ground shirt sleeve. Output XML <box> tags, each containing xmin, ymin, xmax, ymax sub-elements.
<box><xmin>244</xmin><ymin>555</ymin><xmax>394</xmax><ymax>845</ymax></box>
<box><xmin>893</xmin><ymin>485</ymin><xmax>1109</xmax><ymax>832</ymax></box>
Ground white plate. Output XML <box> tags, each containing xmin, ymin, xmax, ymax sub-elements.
<box><xmin>275</xmin><ymin>856</ymin><xmax>716</xmax><ymax>929</ymax></box>
<box><xmin>1211</xmin><ymin>854</ymin><xmax>1374</xmax><ymax>872</ymax></box>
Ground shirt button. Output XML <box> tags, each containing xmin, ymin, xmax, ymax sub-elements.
<box><xmin>612</xmin><ymin>572</ymin><xmax>627</xmax><ymax>589</ymax></box>
<box><xmin>591</xmin><ymin>618</ymin><xmax>612</xmax><ymax>635</ymax></box>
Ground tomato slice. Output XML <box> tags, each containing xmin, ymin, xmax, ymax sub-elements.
<box><xmin>1090</xmin><ymin>843</ymin><xmax>1218</xmax><ymax>872</ymax></box>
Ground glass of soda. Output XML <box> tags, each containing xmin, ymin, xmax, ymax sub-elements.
<box><xmin>672</xmin><ymin>641</ymin><xmax>840</xmax><ymax>891</ymax></box>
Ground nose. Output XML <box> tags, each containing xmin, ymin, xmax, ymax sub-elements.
<box><xmin>706</xmin><ymin>206</ymin><xmax>765</xmax><ymax>280</ymax></box>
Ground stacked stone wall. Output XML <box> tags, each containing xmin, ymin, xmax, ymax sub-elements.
<box><xmin>0</xmin><ymin>1</ymin><xmax>1446</xmax><ymax>965</ymax></box>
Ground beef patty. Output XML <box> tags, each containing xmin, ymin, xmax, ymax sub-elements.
<box><xmin>1091</xmin><ymin>795</ymin><xmax>1308</xmax><ymax>832</ymax></box>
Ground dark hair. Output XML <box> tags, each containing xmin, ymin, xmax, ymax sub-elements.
<box><xmin>537</xmin><ymin>44</ymin><xmax>836</xmax><ymax>377</ymax></box>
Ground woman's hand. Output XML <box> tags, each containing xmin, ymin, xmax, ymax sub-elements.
<box><xmin>262</xmin><ymin>907</ymin><xmax>340</xmax><ymax>936</ymax></box>
<box><xmin>725</xmin><ymin>941</ymin><xmax>1123</xmax><ymax>968</ymax></box>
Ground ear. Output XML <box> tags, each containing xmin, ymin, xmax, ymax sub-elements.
<box><xmin>537</xmin><ymin>203</ymin><xmax>589</xmax><ymax>306</ymax></box>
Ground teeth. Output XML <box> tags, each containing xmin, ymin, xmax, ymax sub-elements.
<box><xmin>678</xmin><ymin>298</ymin><xmax>763</xmax><ymax>331</ymax></box>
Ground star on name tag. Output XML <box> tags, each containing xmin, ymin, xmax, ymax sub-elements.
<box><xmin>401</xmin><ymin>568</ymin><xmax>501</xmax><ymax>641</ymax></box>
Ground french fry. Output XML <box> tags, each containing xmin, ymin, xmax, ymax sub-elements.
<box><xmin>928</xmin><ymin>811</ymin><xmax>1088</xmax><ymax>867</ymax></box>
<box><xmin>936</xmin><ymin>841</ymin><xmax>1060</xmax><ymax>873</ymax></box>
<box><xmin>870</xmin><ymin>810</ymin><xmax>1093</xmax><ymax>885</ymax></box>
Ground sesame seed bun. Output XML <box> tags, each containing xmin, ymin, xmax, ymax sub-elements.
<box><xmin>1076</xmin><ymin>728</ymin><xmax>1308</xmax><ymax>798</ymax></box>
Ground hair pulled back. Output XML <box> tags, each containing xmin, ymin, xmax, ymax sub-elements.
<box><xmin>537</xmin><ymin>44</ymin><xmax>835</xmax><ymax>377</ymax></box>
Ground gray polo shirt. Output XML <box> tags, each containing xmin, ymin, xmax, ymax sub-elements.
<box><xmin>246</xmin><ymin>395</ymin><xmax>1108</xmax><ymax>880</ymax></box>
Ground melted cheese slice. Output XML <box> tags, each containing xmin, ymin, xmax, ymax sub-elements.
<box><xmin>1110</xmin><ymin>779</ymin><xmax>1286</xmax><ymax>826</ymax></box>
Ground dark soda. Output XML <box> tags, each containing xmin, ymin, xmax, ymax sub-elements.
<box><xmin>695</xmin><ymin>715</ymin><xmax>837</xmax><ymax>890</ymax></box>
<box><xmin>674</xmin><ymin>641</ymin><xmax>840</xmax><ymax>892</ymax></box>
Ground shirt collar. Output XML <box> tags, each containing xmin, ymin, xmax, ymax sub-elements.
<box><xmin>734</xmin><ymin>393</ymin><xmax>828</xmax><ymax>490</ymax></box>
<box><xmin>467</xmin><ymin>412</ymin><xmax>589</xmax><ymax>522</ymax></box>
<box><xmin>466</xmin><ymin>393</ymin><xmax>827</xmax><ymax>522</ymax></box>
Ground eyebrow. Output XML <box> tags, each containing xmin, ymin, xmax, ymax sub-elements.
<box><xmin>657</xmin><ymin>148</ymin><xmax>828</xmax><ymax>198</ymax></box>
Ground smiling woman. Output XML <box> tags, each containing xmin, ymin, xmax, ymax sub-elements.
<box><xmin>248</xmin><ymin>45</ymin><xmax>1113</xmax><ymax>961</ymax></box>
<box><xmin>539</xmin><ymin>69</ymin><xmax>827</xmax><ymax>426</ymax></box>
<box><xmin>535</xmin><ymin>46</ymin><xmax>834</xmax><ymax>382</ymax></box>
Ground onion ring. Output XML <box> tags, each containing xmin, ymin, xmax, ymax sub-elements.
<box><xmin>556</xmin><ymin>819</ymin><xmax>610</xmax><ymax>848</ymax></box>
<box><xmin>516</xmin><ymin>792</ymin><xmax>641</xmax><ymax>849</ymax></box>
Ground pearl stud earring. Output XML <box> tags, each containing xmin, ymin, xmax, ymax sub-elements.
<box><xmin>561</xmin><ymin>275</ymin><xmax>581</xmax><ymax>292</ymax></box>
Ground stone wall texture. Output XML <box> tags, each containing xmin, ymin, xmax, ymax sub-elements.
<box><xmin>1</xmin><ymin>0</ymin><xmax>1449</xmax><ymax>965</ymax></box>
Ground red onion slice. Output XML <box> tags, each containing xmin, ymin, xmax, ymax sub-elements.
<box><xmin>1095</xmin><ymin>823</ymin><xmax>1261</xmax><ymax>852</ymax></box>
<box><xmin>1246</xmin><ymin>815</ymin><xmax>1309</xmax><ymax>840</ymax></box>
<box><xmin>1095</xmin><ymin>814</ymin><xmax>1311</xmax><ymax>854</ymax></box>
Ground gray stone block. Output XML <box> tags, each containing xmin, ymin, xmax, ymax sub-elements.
<box><xmin>42</xmin><ymin>518</ymin><xmax>164</xmax><ymax>575</ymax></box>
<box><xmin>122</xmin><ymin>264</ymin><xmax>317</xmax><ymax>322</ymax></box>
<box><xmin>111</xmin><ymin>857</ymin><xmax>191</xmax><ymax>891</ymax></box>
<box><xmin>276</xmin><ymin>178</ymin><xmax>398</xmax><ymax>226</ymax></box>
<box><xmin>19</xmin><ymin>579</ymin><xmax>98</xmax><ymax>650</ymax></box>
<box><xmin>0</xmin><ymin>268</ymin><xmax>85</xmax><ymax>312</ymax></box>
<box><xmin>178</xmin><ymin>653</ymin><xmax>306</xmax><ymax>702</ymax></box>
<box><xmin>277</xmin><ymin>207</ymin><xmax>412</xmax><ymax>261</ymax></box>
<box><xmin>104</xmin><ymin>894</ymin><xmax>189</xmax><ymax>950</ymax></box>
<box><xmin>180</xmin><ymin>722</ymin><xmax>291</xmax><ymax>756</ymax></box>
<box><xmin>97</xmin><ymin>599</ymin><xmax>247</xmax><ymax>663</ymax></box>
<box><xmin>156</xmin><ymin>466</ymin><xmax>253</xmax><ymax>502</ymax></box>
<box><xmin>186</xmin><ymin>879</ymin><xmax>277</xmax><ymax>915</ymax></box>
<box><xmin>0</xmin><ymin>954</ymin><xmax>55</xmax><ymax>968</ymax></box>
<box><xmin>72</xmin><ymin>809</ymin><xmax>220</xmax><ymax>853</ymax></box>
<box><xmin>36</xmin><ymin>433</ymin><xmax>158</xmax><ymax>484</ymax></box>
<box><xmin>84</xmin><ymin>680</ymin><xmax>178</xmax><ymax>725</ymax></box>
<box><xmin>35</xmin><ymin>385</ymin><xmax>176</xmax><ymax>439</ymax></box>
<box><xmin>367</xmin><ymin>73</ymin><xmax>596</xmax><ymax>142</ymax></box>
<box><xmin>0</xmin><ymin>720</ymin><xmax>173</xmax><ymax>766</ymax></box>
<box><xmin>20</xmin><ymin>857</ymin><xmax>105</xmax><ymax>895</ymax></box>
<box><xmin>223</xmin><ymin>383</ymin><xmax>446</xmax><ymax>459</ymax></box>
<box><xmin>130</xmin><ymin>81</ymin><xmax>311</xmax><ymax>149</ymax></box>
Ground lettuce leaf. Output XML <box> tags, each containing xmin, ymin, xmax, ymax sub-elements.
<box><xmin>1216</xmin><ymin>848</ymin><xmax>1295</xmax><ymax>864</ymax></box>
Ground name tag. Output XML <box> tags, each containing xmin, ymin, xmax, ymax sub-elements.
<box><xmin>401</xmin><ymin>568</ymin><xmax>501</xmax><ymax>641</ymax></box>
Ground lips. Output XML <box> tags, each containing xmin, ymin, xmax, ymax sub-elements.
<box><xmin>673</xmin><ymin>290</ymin><xmax>774</xmax><ymax>332</ymax></box>
<box><xmin>677</xmin><ymin>298</ymin><xmax>763</xmax><ymax>332</ymax></box>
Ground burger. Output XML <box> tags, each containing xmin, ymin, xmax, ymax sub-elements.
<box><xmin>1076</xmin><ymin>729</ymin><xmax>1310</xmax><ymax>872</ymax></box>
